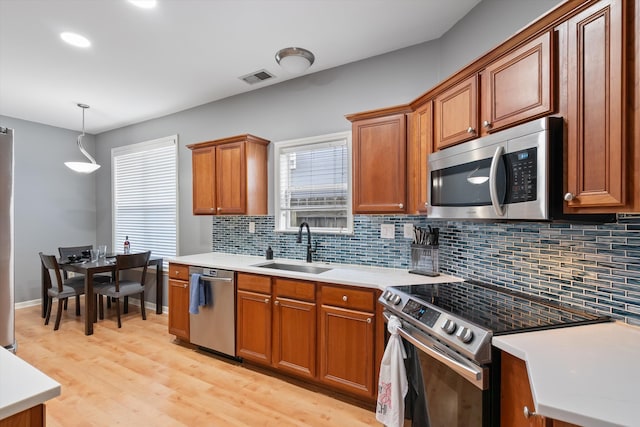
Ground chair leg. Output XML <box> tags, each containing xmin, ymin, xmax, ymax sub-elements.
<box><xmin>124</xmin><ymin>296</ymin><xmax>129</xmax><ymax>314</ymax></box>
<box><xmin>44</xmin><ymin>297</ymin><xmax>53</xmax><ymax>325</ymax></box>
<box><xmin>63</xmin><ymin>298</ymin><xmax>68</xmax><ymax>311</ymax></box>
<box><xmin>107</xmin><ymin>296</ymin><xmax>111</xmax><ymax>309</ymax></box>
<box><xmin>115</xmin><ymin>298</ymin><xmax>121</xmax><ymax>328</ymax></box>
<box><xmin>93</xmin><ymin>295</ymin><xmax>98</xmax><ymax>323</ymax></box>
<box><xmin>140</xmin><ymin>291</ymin><xmax>146</xmax><ymax>320</ymax></box>
<box><xmin>75</xmin><ymin>295</ymin><xmax>81</xmax><ymax>316</ymax></box>
<box><xmin>54</xmin><ymin>298</ymin><xmax>64</xmax><ymax>330</ymax></box>
<box><xmin>99</xmin><ymin>295</ymin><xmax>104</xmax><ymax>320</ymax></box>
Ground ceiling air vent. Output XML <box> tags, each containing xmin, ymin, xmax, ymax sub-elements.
<box><xmin>239</xmin><ymin>69</ymin><xmax>275</xmax><ymax>85</ymax></box>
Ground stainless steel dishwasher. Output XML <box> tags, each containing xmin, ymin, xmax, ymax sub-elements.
<box><xmin>188</xmin><ymin>266</ymin><xmax>236</xmax><ymax>358</ymax></box>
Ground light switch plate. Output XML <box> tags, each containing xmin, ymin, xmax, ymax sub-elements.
<box><xmin>404</xmin><ymin>223</ymin><xmax>414</xmax><ymax>239</ymax></box>
<box><xmin>381</xmin><ymin>224</ymin><xmax>395</xmax><ymax>239</ymax></box>
<box><xmin>249</xmin><ymin>222</ymin><xmax>256</xmax><ymax>233</ymax></box>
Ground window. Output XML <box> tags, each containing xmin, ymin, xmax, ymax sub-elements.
<box><xmin>274</xmin><ymin>131</ymin><xmax>352</xmax><ymax>234</ymax></box>
<box><xmin>112</xmin><ymin>135</ymin><xmax>178</xmax><ymax>264</ymax></box>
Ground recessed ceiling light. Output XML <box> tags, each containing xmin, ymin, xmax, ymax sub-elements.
<box><xmin>128</xmin><ymin>0</ymin><xmax>157</xmax><ymax>8</ymax></box>
<box><xmin>60</xmin><ymin>32</ymin><xmax>91</xmax><ymax>48</ymax></box>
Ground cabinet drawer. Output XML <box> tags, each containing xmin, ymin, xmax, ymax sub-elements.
<box><xmin>274</xmin><ymin>278</ymin><xmax>315</xmax><ymax>302</ymax></box>
<box><xmin>168</xmin><ymin>263</ymin><xmax>189</xmax><ymax>281</ymax></box>
<box><xmin>321</xmin><ymin>285</ymin><xmax>375</xmax><ymax>312</ymax></box>
<box><xmin>238</xmin><ymin>273</ymin><xmax>272</xmax><ymax>294</ymax></box>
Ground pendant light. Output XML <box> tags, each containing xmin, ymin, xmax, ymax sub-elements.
<box><xmin>65</xmin><ymin>103</ymin><xmax>100</xmax><ymax>173</ymax></box>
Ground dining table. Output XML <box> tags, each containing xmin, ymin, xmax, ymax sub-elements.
<box><xmin>40</xmin><ymin>254</ymin><xmax>164</xmax><ymax>335</ymax></box>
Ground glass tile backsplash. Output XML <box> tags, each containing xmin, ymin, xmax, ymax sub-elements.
<box><xmin>212</xmin><ymin>214</ymin><xmax>640</xmax><ymax>325</ymax></box>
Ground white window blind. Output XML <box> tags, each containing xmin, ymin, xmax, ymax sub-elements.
<box><xmin>274</xmin><ymin>131</ymin><xmax>352</xmax><ymax>234</ymax></box>
<box><xmin>112</xmin><ymin>135</ymin><xmax>177</xmax><ymax>264</ymax></box>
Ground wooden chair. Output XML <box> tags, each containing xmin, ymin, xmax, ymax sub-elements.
<box><xmin>94</xmin><ymin>251</ymin><xmax>151</xmax><ymax>328</ymax></box>
<box><xmin>39</xmin><ymin>252</ymin><xmax>85</xmax><ymax>330</ymax></box>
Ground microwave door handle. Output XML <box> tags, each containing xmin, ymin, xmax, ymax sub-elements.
<box><xmin>489</xmin><ymin>146</ymin><xmax>505</xmax><ymax>217</ymax></box>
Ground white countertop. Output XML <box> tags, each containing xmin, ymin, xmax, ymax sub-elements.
<box><xmin>0</xmin><ymin>347</ymin><xmax>61</xmax><ymax>420</ymax></box>
<box><xmin>168</xmin><ymin>252</ymin><xmax>462</xmax><ymax>290</ymax></box>
<box><xmin>493</xmin><ymin>322</ymin><xmax>640</xmax><ymax>427</ymax></box>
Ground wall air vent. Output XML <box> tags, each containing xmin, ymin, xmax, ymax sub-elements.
<box><xmin>239</xmin><ymin>69</ymin><xmax>275</xmax><ymax>85</ymax></box>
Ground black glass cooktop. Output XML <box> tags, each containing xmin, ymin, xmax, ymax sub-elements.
<box><xmin>394</xmin><ymin>280</ymin><xmax>610</xmax><ymax>335</ymax></box>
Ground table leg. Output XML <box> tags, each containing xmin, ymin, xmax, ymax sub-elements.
<box><xmin>155</xmin><ymin>260</ymin><xmax>163</xmax><ymax>314</ymax></box>
<box><xmin>84</xmin><ymin>272</ymin><xmax>94</xmax><ymax>335</ymax></box>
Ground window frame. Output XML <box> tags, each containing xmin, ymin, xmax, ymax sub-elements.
<box><xmin>111</xmin><ymin>134</ymin><xmax>179</xmax><ymax>265</ymax></box>
<box><xmin>273</xmin><ymin>131</ymin><xmax>353</xmax><ymax>235</ymax></box>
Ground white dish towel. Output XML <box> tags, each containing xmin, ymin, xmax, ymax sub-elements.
<box><xmin>376</xmin><ymin>314</ymin><xmax>408</xmax><ymax>427</ymax></box>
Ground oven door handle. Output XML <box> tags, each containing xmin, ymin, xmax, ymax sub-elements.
<box><xmin>385</xmin><ymin>313</ymin><xmax>487</xmax><ymax>390</ymax></box>
<box><xmin>489</xmin><ymin>145</ymin><xmax>505</xmax><ymax>217</ymax></box>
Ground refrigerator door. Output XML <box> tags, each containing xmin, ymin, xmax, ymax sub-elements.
<box><xmin>0</xmin><ymin>127</ymin><xmax>15</xmax><ymax>352</ymax></box>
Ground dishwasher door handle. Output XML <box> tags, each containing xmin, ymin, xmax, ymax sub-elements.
<box><xmin>198</xmin><ymin>276</ymin><xmax>233</xmax><ymax>283</ymax></box>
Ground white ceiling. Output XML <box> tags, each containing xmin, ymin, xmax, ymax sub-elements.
<box><xmin>0</xmin><ymin>0</ymin><xmax>481</xmax><ymax>134</ymax></box>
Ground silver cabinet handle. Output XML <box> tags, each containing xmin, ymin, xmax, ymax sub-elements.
<box><xmin>183</xmin><ymin>284</ymin><xmax>187</xmax><ymax>289</ymax></box>
<box><xmin>366</xmin><ymin>318</ymin><xmax>372</xmax><ymax>324</ymax></box>
<box><xmin>523</xmin><ymin>406</ymin><xmax>537</xmax><ymax>419</ymax></box>
<box><xmin>467</xmin><ymin>127</ymin><xmax>475</xmax><ymax>134</ymax></box>
<box><xmin>564</xmin><ymin>192</ymin><xmax>576</xmax><ymax>202</ymax></box>
<box><xmin>424</xmin><ymin>202</ymin><xmax>429</xmax><ymax>207</ymax></box>
<box><xmin>264</xmin><ymin>298</ymin><xmax>269</xmax><ymax>303</ymax></box>
<box><xmin>274</xmin><ymin>300</ymin><xmax>280</xmax><ymax>305</ymax></box>
<box><xmin>483</xmin><ymin>120</ymin><xmax>491</xmax><ymax>129</ymax></box>
<box><xmin>342</xmin><ymin>295</ymin><xmax>348</xmax><ymax>302</ymax></box>
<box><xmin>398</xmin><ymin>203</ymin><xmax>403</xmax><ymax>209</ymax></box>
<box><xmin>217</xmin><ymin>207</ymin><xmax>221</xmax><ymax>212</ymax></box>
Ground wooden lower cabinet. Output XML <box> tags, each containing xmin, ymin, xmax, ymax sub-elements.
<box><xmin>168</xmin><ymin>263</ymin><xmax>190</xmax><ymax>341</ymax></box>
<box><xmin>273</xmin><ymin>296</ymin><xmax>316</xmax><ymax>379</ymax></box>
<box><xmin>501</xmin><ymin>351</ymin><xmax>581</xmax><ymax>427</ymax></box>
<box><xmin>236</xmin><ymin>289</ymin><xmax>272</xmax><ymax>364</ymax></box>
<box><xmin>0</xmin><ymin>404</ymin><xmax>45</xmax><ymax>427</ymax></box>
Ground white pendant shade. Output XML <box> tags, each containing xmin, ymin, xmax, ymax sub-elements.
<box><xmin>64</xmin><ymin>161</ymin><xmax>101</xmax><ymax>173</ymax></box>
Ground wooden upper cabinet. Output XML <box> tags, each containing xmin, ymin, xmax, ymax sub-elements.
<box><xmin>350</xmin><ymin>112</ymin><xmax>408</xmax><ymax>214</ymax></box>
<box><xmin>434</xmin><ymin>74</ymin><xmax>479</xmax><ymax>150</ymax></box>
<box><xmin>191</xmin><ymin>146</ymin><xmax>216</xmax><ymax>215</ymax></box>
<box><xmin>562</xmin><ymin>0</ymin><xmax>626</xmax><ymax>210</ymax></box>
<box><xmin>408</xmin><ymin>101</ymin><xmax>433</xmax><ymax>214</ymax></box>
<box><xmin>481</xmin><ymin>31</ymin><xmax>553</xmax><ymax>135</ymax></box>
<box><xmin>187</xmin><ymin>134</ymin><xmax>269</xmax><ymax>215</ymax></box>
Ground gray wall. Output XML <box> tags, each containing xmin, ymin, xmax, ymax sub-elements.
<box><xmin>0</xmin><ymin>116</ymin><xmax>98</xmax><ymax>303</ymax></box>
<box><xmin>4</xmin><ymin>0</ymin><xmax>564</xmax><ymax>304</ymax></box>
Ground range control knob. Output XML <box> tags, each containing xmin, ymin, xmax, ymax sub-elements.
<box><xmin>391</xmin><ymin>294</ymin><xmax>402</xmax><ymax>306</ymax></box>
<box><xmin>441</xmin><ymin>319</ymin><xmax>457</xmax><ymax>334</ymax></box>
<box><xmin>456</xmin><ymin>326</ymin><xmax>474</xmax><ymax>344</ymax></box>
<box><xmin>382</xmin><ymin>290</ymin><xmax>393</xmax><ymax>300</ymax></box>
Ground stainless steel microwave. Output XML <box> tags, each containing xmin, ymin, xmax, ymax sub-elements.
<box><xmin>427</xmin><ymin>117</ymin><xmax>614</xmax><ymax>222</ymax></box>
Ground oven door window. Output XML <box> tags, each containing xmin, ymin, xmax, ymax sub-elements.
<box><xmin>420</xmin><ymin>350</ymin><xmax>484</xmax><ymax>427</ymax></box>
<box><xmin>430</xmin><ymin>157</ymin><xmax>506</xmax><ymax>207</ymax></box>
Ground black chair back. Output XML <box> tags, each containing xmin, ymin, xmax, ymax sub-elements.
<box><xmin>39</xmin><ymin>252</ymin><xmax>64</xmax><ymax>292</ymax></box>
<box><xmin>115</xmin><ymin>251</ymin><xmax>151</xmax><ymax>291</ymax></box>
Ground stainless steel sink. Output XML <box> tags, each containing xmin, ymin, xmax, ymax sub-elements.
<box><xmin>254</xmin><ymin>262</ymin><xmax>332</xmax><ymax>274</ymax></box>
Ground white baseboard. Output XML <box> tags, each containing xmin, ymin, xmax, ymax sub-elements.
<box><xmin>15</xmin><ymin>297</ymin><xmax>168</xmax><ymax>314</ymax></box>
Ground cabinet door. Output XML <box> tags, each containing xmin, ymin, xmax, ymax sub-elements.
<box><xmin>236</xmin><ymin>290</ymin><xmax>272</xmax><ymax>365</ymax></box>
<box><xmin>191</xmin><ymin>146</ymin><xmax>216</xmax><ymax>215</ymax></box>
<box><xmin>168</xmin><ymin>279</ymin><xmax>190</xmax><ymax>341</ymax></box>
<box><xmin>352</xmin><ymin>114</ymin><xmax>406</xmax><ymax>213</ymax></box>
<box><xmin>216</xmin><ymin>141</ymin><xmax>246</xmax><ymax>214</ymax></box>
<box><xmin>319</xmin><ymin>305</ymin><xmax>375</xmax><ymax>398</ymax></box>
<box><xmin>408</xmin><ymin>101</ymin><xmax>432</xmax><ymax>214</ymax></box>
<box><xmin>501</xmin><ymin>352</ymin><xmax>551</xmax><ymax>427</ymax></box>
<box><xmin>434</xmin><ymin>74</ymin><xmax>479</xmax><ymax>150</ymax></box>
<box><xmin>272</xmin><ymin>297</ymin><xmax>316</xmax><ymax>379</ymax></box>
<box><xmin>565</xmin><ymin>0</ymin><xmax>625</xmax><ymax>209</ymax></box>
<box><xmin>481</xmin><ymin>31</ymin><xmax>553</xmax><ymax>135</ymax></box>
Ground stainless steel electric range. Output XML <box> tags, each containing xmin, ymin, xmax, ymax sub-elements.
<box><xmin>379</xmin><ymin>280</ymin><xmax>610</xmax><ymax>427</ymax></box>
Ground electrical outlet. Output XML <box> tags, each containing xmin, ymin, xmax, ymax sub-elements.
<box><xmin>381</xmin><ymin>224</ymin><xmax>395</xmax><ymax>239</ymax></box>
<box><xmin>404</xmin><ymin>223</ymin><xmax>414</xmax><ymax>239</ymax></box>
<box><xmin>249</xmin><ymin>222</ymin><xmax>256</xmax><ymax>233</ymax></box>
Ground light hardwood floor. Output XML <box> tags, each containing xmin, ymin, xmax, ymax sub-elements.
<box><xmin>15</xmin><ymin>301</ymin><xmax>379</xmax><ymax>426</ymax></box>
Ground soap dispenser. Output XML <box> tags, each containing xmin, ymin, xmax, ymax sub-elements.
<box><xmin>266</xmin><ymin>246</ymin><xmax>273</xmax><ymax>260</ymax></box>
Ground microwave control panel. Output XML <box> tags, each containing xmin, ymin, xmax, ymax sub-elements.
<box><xmin>506</xmin><ymin>148</ymin><xmax>537</xmax><ymax>203</ymax></box>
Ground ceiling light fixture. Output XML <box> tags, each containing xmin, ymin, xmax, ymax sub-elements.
<box><xmin>275</xmin><ymin>47</ymin><xmax>315</xmax><ymax>74</ymax></box>
<box><xmin>128</xmin><ymin>0</ymin><xmax>157</xmax><ymax>9</ymax></box>
<box><xmin>60</xmin><ymin>32</ymin><xmax>91</xmax><ymax>48</ymax></box>
<box><xmin>65</xmin><ymin>104</ymin><xmax>100</xmax><ymax>174</ymax></box>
